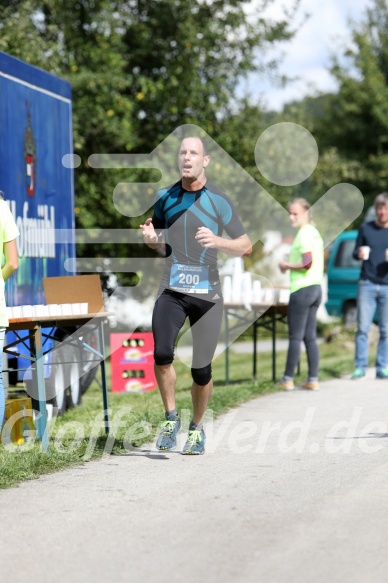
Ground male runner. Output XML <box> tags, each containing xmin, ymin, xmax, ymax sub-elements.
<box><xmin>140</xmin><ymin>136</ymin><xmax>251</xmax><ymax>454</ymax></box>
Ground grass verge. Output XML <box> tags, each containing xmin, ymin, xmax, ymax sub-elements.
<box><xmin>0</xmin><ymin>327</ymin><xmax>373</xmax><ymax>489</ymax></box>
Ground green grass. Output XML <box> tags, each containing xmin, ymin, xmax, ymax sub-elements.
<box><xmin>0</xmin><ymin>326</ymin><xmax>373</xmax><ymax>489</ymax></box>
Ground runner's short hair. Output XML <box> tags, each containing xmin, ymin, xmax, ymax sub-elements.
<box><xmin>181</xmin><ymin>136</ymin><xmax>208</xmax><ymax>157</ymax></box>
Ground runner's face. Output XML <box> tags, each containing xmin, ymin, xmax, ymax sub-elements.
<box><xmin>178</xmin><ymin>138</ymin><xmax>209</xmax><ymax>180</ymax></box>
<box><xmin>288</xmin><ymin>203</ymin><xmax>308</xmax><ymax>228</ymax></box>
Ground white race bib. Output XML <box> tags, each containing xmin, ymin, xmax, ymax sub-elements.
<box><xmin>169</xmin><ymin>264</ymin><xmax>209</xmax><ymax>294</ymax></box>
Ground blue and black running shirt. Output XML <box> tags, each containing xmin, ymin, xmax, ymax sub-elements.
<box><xmin>152</xmin><ymin>179</ymin><xmax>246</xmax><ymax>269</ymax></box>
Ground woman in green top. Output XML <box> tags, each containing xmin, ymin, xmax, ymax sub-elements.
<box><xmin>278</xmin><ymin>198</ymin><xmax>324</xmax><ymax>391</ymax></box>
<box><xmin>0</xmin><ymin>196</ymin><xmax>19</xmax><ymax>425</ymax></box>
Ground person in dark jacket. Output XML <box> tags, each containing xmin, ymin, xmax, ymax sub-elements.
<box><xmin>352</xmin><ymin>192</ymin><xmax>388</xmax><ymax>379</ymax></box>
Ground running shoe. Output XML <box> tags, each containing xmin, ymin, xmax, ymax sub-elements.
<box><xmin>156</xmin><ymin>418</ymin><xmax>181</xmax><ymax>451</ymax></box>
<box><xmin>351</xmin><ymin>368</ymin><xmax>365</xmax><ymax>380</ymax></box>
<box><xmin>376</xmin><ymin>368</ymin><xmax>388</xmax><ymax>379</ymax></box>
<box><xmin>300</xmin><ymin>380</ymin><xmax>320</xmax><ymax>391</ymax></box>
<box><xmin>182</xmin><ymin>427</ymin><xmax>206</xmax><ymax>455</ymax></box>
<box><xmin>277</xmin><ymin>378</ymin><xmax>295</xmax><ymax>391</ymax></box>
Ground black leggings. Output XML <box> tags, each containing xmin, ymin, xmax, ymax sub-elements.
<box><xmin>152</xmin><ymin>290</ymin><xmax>224</xmax><ymax>385</ymax></box>
<box><xmin>284</xmin><ymin>285</ymin><xmax>322</xmax><ymax>379</ymax></box>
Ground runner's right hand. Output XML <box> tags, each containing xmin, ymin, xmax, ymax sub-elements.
<box><xmin>140</xmin><ymin>218</ymin><xmax>158</xmax><ymax>244</ymax></box>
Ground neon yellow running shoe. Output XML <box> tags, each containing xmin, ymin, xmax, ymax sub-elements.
<box><xmin>156</xmin><ymin>418</ymin><xmax>181</xmax><ymax>450</ymax></box>
<box><xmin>182</xmin><ymin>427</ymin><xmax>206</xmax><ymax>455</ymax></box>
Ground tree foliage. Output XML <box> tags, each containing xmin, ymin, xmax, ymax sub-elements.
<box><xmin>306</xmin><ymin>0</ymin><xmax>388</xmax><ymax>210</ymax></box>
<box><xmin>0</xmin><ymin>0</ymin><xmax>299</xmax><ymax>276</ymax></box>
<box><xmin>226</xmin><ymin>0</ymin><xmax>388</xmax><ymax>231</ymax></box>
<box><xmin>120</xmin><ymin>0</ymin><xmax>297</xmax><ymax>150</ymax></box>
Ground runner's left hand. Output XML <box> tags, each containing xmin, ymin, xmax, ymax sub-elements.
<box><xmin>195</xmin><ymin>227</ymin><xmax>218</xmax><ymax>248</ymax></box>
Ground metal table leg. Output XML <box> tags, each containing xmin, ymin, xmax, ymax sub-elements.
<box><xmin>30</xmin><ymin>326</ymin><xmax>49</xmax><ymax>451</ymax></box>
<box><xmin>272</xmin><ymin>308</ymin><xmax>276</xmax><ymax>382</ymax></box>
<box><xmin>253</xmin><ymin>315</ymin><xmax>258</xmax><ymax>380</ymax></box>
<box><xmin>224</xmin><ymin>309</ymin><xmax>230</xmax><ymax>385</ymax></box>
<box><xmin>98</xmin><ymin>320</ymin><xmax>110</xmax><ymax>434</ymax></box>
<box><xmin>81</xmin><ymin>320</ymin><xmax>110</xmax><ymax>434</ymax></box>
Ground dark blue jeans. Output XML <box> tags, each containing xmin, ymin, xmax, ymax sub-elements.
<box><xmin>284</xmin><ymin>285</ymin><xmax>322</xmax><ymax>379</ymax></box>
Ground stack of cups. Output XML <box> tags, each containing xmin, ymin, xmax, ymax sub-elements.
<box><xmin>222</xmin><ymin>276</ymin><xmax>232</xmax><ymax>303</ymax></box>
<box><xmin>241</xmin><ymin>272</ymin><xmax>252</xmax><ymax>310</ymax></box>
<box><xmin>252</xmin><ymin>280</ymin><xmax>262</xmax><ymax>303</ymax></box>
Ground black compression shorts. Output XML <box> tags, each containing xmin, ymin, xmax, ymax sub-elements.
<box><xmin>152</xmin><ymin>289</ymin><xmax>224</xmax><ymax>384</ymax></box>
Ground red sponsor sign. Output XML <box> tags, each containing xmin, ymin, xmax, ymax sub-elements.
<box><xmin>110</xmin><ymin>332</ymin><xmax>157</xmax><ymax>393</ymax></box>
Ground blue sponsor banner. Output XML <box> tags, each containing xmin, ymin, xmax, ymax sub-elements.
<box><xmin>0</xmin><ymin>51</ymin><xmax>76</xmax><ymax>306</ymax></box>
<box><xmin>0</xmin><ymin>52</ymin><xmax>76</xmax><ymax>381</ymax></box>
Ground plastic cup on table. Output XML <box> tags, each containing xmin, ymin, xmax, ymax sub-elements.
<box><xmin>60</xmin><ymin>303</ymin><xmax>72</xmax><ymax>316</ymax></box>
<box><xmin>263</xmin><ymin>288</ymin><xmax>275</xmax><ymax>305</ymax></box>
<box><xmin>10</xmin><ymin>306</ymin><xmax>22</xmax><ymax>319</ymax></box>
<box><xmin>42</xmin><ymin>305</ymin><xmax>50</xmax><ymax>317</ymax></box>
<box><xmin>47</xmin><ymin>304</ymin><xmax>60</xmax><ymax>317</ymax></box>
<box><xmin>222</xmin><ymin>276</ymin><xmax>232</xmax><ymax>303</ymax></box>
<box><xmin>278</xmin><ymin>289</ymin><xmax>290</xmax><ymax>304</ymax></box>
<box><xmin>33</xmin><ymin>305</ymin><xmax>46</xmax><ymax>318</ymax></box>
<box><xmin>21</xmin><ymin>305</ymin><xmax>33</xmax><ymax>317</ymax></box>
<box><xmin>252</xmin><ymin>280</ymin><xmax>262</xmax><ymax>303</ymax></box>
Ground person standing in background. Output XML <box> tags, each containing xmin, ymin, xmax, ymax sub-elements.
<box><xmin>351</xmin><ymin>192</ymin><xmax>388</xmax><ymax>379</ymax></box>
<box><xmin>278</xmin><ymin>198</ymin><xmax>324</xmax><ymax>391</ymax></box>
<box><xmin>0</xmin><ymin>193</ymin><xmax>19</xmax><ymax>426</ymax></box>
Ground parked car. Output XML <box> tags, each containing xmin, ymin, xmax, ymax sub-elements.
<box><xmin>325</xmin><ymin>230</ymin><xmax>361</xmax><ymax>325</ymax></box>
